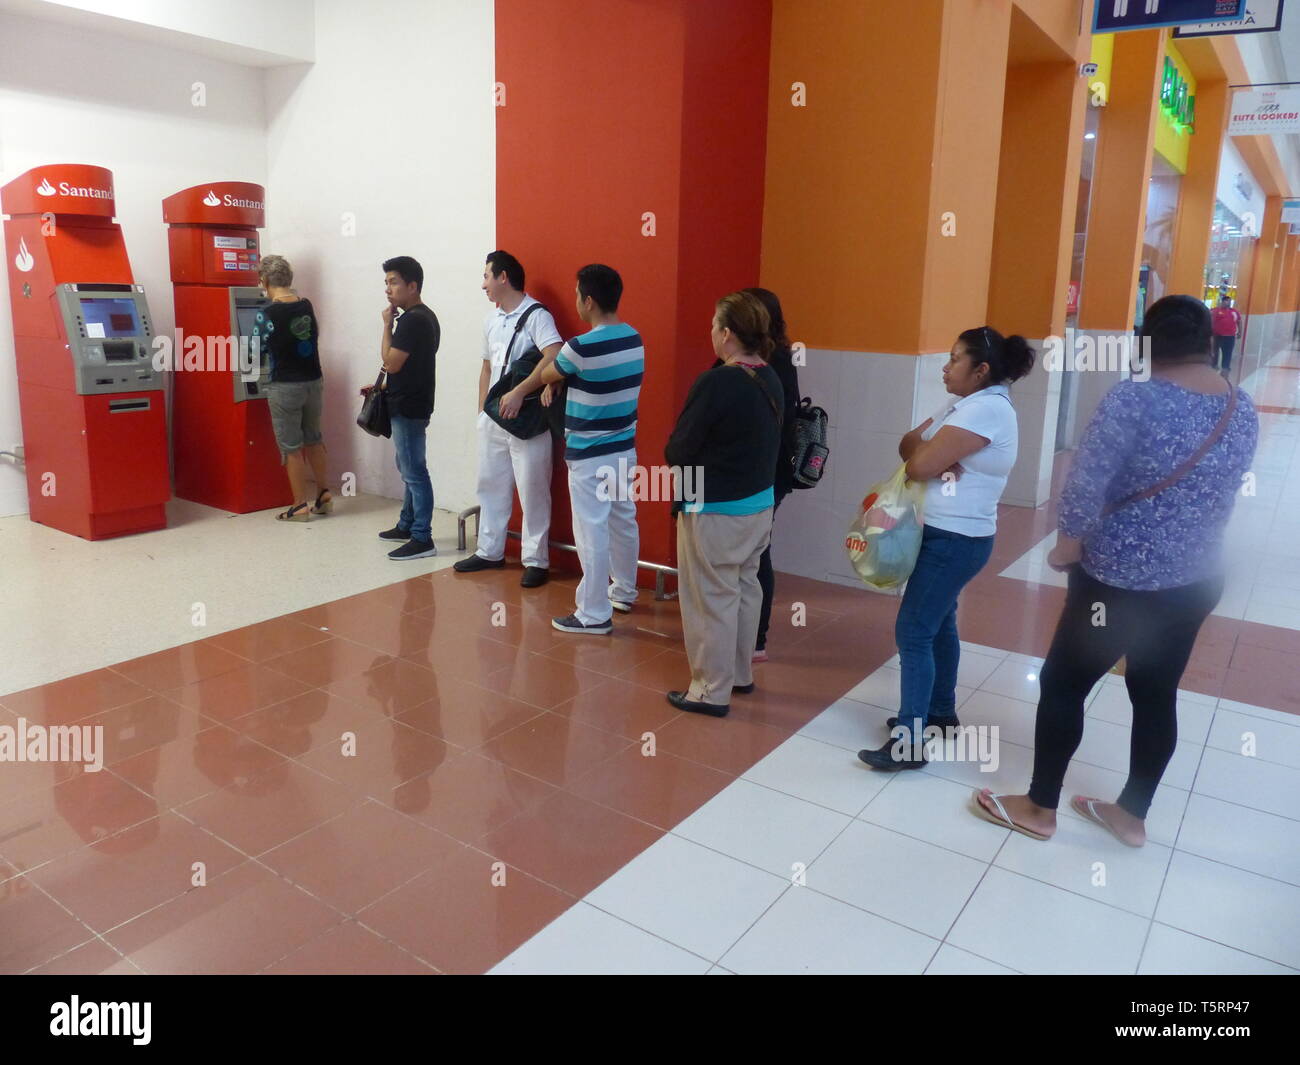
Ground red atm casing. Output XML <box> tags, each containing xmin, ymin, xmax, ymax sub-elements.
<box><xmin>163</xmin><ymin>182</ymin><xmax>288</xmax><ymax>513</ymax></box>
<box><xmin>2</xmin><ymin>164</ymin><xmax>169</xmax><ymax>539</ymax></box>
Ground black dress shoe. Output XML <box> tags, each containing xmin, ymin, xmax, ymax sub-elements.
<box><xmin>666</xmin><ymin>690</ymin><xmax>729</xmax><ymax>717</ymax></box>
<box><xmin>453</xmin><ymin>554</ymin><xmax>505</xmax><ymax>573</ymax></box>
<box><xmin>886</xmin><ymin>715</ymin><xmax>961</xmax><ymax>731</ymax></box>
<box><xmin>732</xmin><ymin>683</ymin><xmax>755</xmax><ymax>694</ymax></box>
<box><xmin>857</xmin><ymin>739</ymin><xmax>927</xmax><ymax>771</ymax></box>
<box><xmin>520</xmin><ymin>566</ymin><xmax>549</xmax><ymax>588</ymax></box>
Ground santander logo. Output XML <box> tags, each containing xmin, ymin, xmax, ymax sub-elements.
<box><xmin>36</xmin><ymin>178</ymin><xmax>56</xmax><ymax>196</ymax></box>
<box><xmin>14</xmin><ymin>236</ymin><xmax>35</xmax><ymax>272</ymax></box>
<box><xmin>202</xmin><ymin>190</ymin><xmax>221</xmax><ymax>207</ymax></box>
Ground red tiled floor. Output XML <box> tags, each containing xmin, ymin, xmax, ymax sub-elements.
<box><xmin>224</xmin><ymin>688</ymin><xmax>394</xmax><ymax>759</ymax></box>
<box><xmin>0</xmin><ymin>878</ymin><xmax>96</xmax><ymax>974</ymax></box>
<box><xmin>203</xmin><ymin>615</ymin><xmax>333</xmax><ymax>664</ymax></box>
<box><xmin>566</xmin><ymin>744</ymin><xmax>733</xmax><ymax>830</ymax></box>
<box><xmin>261</xmin><ymin>920</ymin><xmax>435</xmax><ymax>974</ymax></box>
<box><xmin>393</xmin><ymin>679</ymin><xmax>547</xmax><ymax>749</ymax></box>
<box><xmin>259</xmin><ymin>800</ymin><xmax>466</xmax><ymax>915</ymax></box>
<box><xmin>616</xmin><ymin>648</ymin><xmax>694</xmax><ymax>693</ymax></box>
<box><xmin>1220</xmin><ymin>667</ymin><xmax>1300</xmax><ymax>715</ymax></box>
<box><xmin>164</xmin><ymin>664</ymin><xmax>314</xmax><ymax>724</ymax></box>
<box><xmin>24</xmin><ymin>812</ymin><xmax>246</xmax><ymax>933</ymax></box>
<box><xmin>261</xmin><ymin>636</ymin><xmax>394</xmax><ymax>687</ymax></box>
<box><xmin>1</xmin><ymin>668</ymin><xmax>153</xmax><ymax>723</ymax></box>
<box><xmin>176</xmin><ymin>762</ymin><xmax>360</xmax><ymax>857</ymax></box>
<box><xmin>83</xmin><ymin>695</ymin><xmax>200</xmax><ymax>766</ymax></box>
<box><xmin>26</xmin><ymin>937</ymin><xmax>141</xmax><ymax>975</ymax></box>
<box><xmin>652</xmin><ymin>710</ymin><xmax>792</xmax><ymax>777</ymax></box>
<box><xmin>357</xmin><ymin>844</ymin><xmax>574</xmax><ymax>975</ymax></box>
<box><xmin>105</xmin><ymin>723</ymin><xmax>255</xmax><ymax>809</ymax></box>
<box><xmin>110</xmin><ymin>641</ymin><xmax>250</xmax><ymax>693</ymax></box>
<box><xmin>477</xmin><ymin>711</ymin><xmax>632</xmax><ymax>788</ymax></box>
<box><xmin>323</xmin><ymin>656</ymin><xmax>443</xmax><ymax>715</ymax></box>
<box><xmin>384</xmin><ymin>750</ymin><xmax>558</xmax><ymax>843</ymax></box>
<box><xmin>479</xmin><ymin>790</ymin><xmax>663</xmax><ymax>898</ymax></box>
<box><xmin>551</xmin><ymin>675</ymin><xmax>682</xmax><ymax>740</ymax></box>
<box><xmin>480</xmin><ymin>653</ymin><xmax>610</xmax><ymax>710</ymax></box>
<box><xmin>104</xmin><ymin>862</ymin><xmax>342</xmax><ymax>975</ymax></box>
<box><xmin>400</xmin><ymin>632</ymin><xmax>521</xmax><ymax>681</ymax></box>
<box><xmin>295</xmin><ymin>719</ymin><xmax>458</xmax><ymax>803</ymax></box>
<box><xmin>0</xmin><ymin>769</ymin><xmax>159</xmax><ymax>875</ymax></box>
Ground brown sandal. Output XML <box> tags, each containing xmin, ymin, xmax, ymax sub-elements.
<box><xmin>312</xmin><ymin>489</ymin><xmax>334</xmax><ymax>515</ymax></box>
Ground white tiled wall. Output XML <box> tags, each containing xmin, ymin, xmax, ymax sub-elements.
<box><xmin>773</xmin><ymin>345</ymin><xmax>1059</xmax><ymax>585</ymax></box>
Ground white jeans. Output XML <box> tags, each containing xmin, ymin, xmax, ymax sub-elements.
<box><xmin>475</xmin><ymin>412</ymin><xmax>552</xmax><ymax>568</ymax></box>
<box><xmin>567</xmin><ymin>449</ymin><xmax>640</xmax><ymax>625</ymax></box>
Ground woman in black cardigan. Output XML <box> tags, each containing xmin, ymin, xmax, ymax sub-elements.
<box><xmin>665</xmin><ymin>291</ymin><xmax>784</xmax><ymax>717</ymax></box>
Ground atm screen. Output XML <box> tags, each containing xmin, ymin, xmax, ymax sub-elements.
<box><xmin>81</xmin><ymin>298</ymin><xmax>141</xmax><ymax>339</ymax></box>
<box><xmin>234</xmin><ymin>304</ymin><xmax>265</xmax><ymax>339</ymax></box>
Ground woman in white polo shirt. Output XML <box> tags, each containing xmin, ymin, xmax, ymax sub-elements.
<box><xmin>859</xmin><ymin>326</ymin><xmax>1034</xmax><ymax>770</ymax></box>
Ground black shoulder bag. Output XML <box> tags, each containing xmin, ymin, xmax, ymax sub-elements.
<box><xmin>356</xmin><ymin>369</ymin><xmax>391</xmax><ymax>438</ymax></box>
<box><xmin>483</xmin><ymin>304</ymin><xmax>564</xmax><ymax>441</ymax></box>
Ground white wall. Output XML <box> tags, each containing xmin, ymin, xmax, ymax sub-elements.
<box><xmin>262</xmin><ymin>0</ymin><xmax>495</xmax><ymax>515</ymax></box>
<box><xmin>0</xmin><ymin>9</ymin><xmax>267</xmax><ymax>516</ymax></box>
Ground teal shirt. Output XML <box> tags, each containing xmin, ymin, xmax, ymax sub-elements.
<box><xmin>687</xmin><ymin>486</ymin><xmax>774</xmax><ymax>516</ymax></box>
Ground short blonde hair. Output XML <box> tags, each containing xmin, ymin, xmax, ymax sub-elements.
<box><xmin>259</xmin><ymin>254</ymin><xmax>293</xmax><ymax>288</ymax></box>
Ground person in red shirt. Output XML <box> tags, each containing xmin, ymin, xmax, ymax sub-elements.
<box><xmin>1210</xmin><ymin>295</ymin><xmax>1242</xmax><ymax>375</ymax></box>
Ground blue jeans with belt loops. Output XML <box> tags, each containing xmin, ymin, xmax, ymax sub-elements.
<box><xmin>894</xmin><ymin>524</ymin><xmax>994</xmax><ymax>744</ymax></box>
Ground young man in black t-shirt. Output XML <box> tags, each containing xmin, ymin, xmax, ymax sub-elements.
<box><xmin>374</xmin><ymin>255</ymin><xmax>440</xmax><ymax>559</ymax></box>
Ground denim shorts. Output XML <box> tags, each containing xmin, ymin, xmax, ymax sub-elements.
<box><xmin>265</xmin><ymin>378</ymin><xmax>324</xmax><ymax>460</ymax></box>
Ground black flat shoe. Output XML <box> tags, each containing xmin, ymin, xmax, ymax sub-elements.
<box><xmin>520</xmin><ymin>566</ymin><xmax>549</xmax><ymax>588</ymax></box>
<box><xmin>732</xmin><ymin>683</ymin><xmax>755</xmax><ymax>694</ymax></box>
<box><xmin>857</xmin><ymin>739</ymin><xmax>926</xmax><ymax>772</ymax></box>
<box><xmin>667</xmin><ymin>690</ymin><xmax>729</xmax><ymax>717</ymax></box>
<box><xmin>886</xmin><ymin>715</ymin><xmax>960</xmax><ymax>731</ymax></box>
<box><xmin>453</xmin><ymin>554</ymin><xmax>505</xmax><ymax>573</ymax></box>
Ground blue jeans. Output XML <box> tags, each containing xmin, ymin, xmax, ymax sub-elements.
<box><xmin>894</xmin><ymin>524</ymin><xmax>994</xmax><ymax>742</ymax></box>
<box><xmin>391</xmin><ymin>414</ymin><xmax>433</xmax><ymax>542</ymax></box>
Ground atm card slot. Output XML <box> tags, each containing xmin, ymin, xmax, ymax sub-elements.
<box><xmin>108</xmin><ymin>398</ymin><xmax>151</xmax><ymax>413</ymax></box>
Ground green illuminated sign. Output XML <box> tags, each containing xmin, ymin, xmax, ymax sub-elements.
<box><xmin>1160</xmin><ymin>56</ymin><xmax>1196</xmax><ymax>133</ymax></box>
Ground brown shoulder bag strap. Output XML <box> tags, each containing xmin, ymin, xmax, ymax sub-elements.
<box><xmin>1102</xmin><ymin>386</ymin><xmax>1237</xmax><ymax>517</ymax></box>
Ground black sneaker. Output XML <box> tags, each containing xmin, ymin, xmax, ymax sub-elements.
<box><xmin>886</xmin><ymin>715</ymin><xmax>961</xmax><ymax>730</ymax></box>
<box><xmin>857</xmin><ymin>739</ymin><xmax>927</xmax><ymax>772</ymax></box>
<box><xmin>388</xmin><ymin>539</ymin><xmax>438</xmax><ymax>560</ymax></box>
<box><xmin>666</xmin><ymin>690</ymin><xmax>729</xmax><ymax>717</ymax></box>
<box><xmin>453</xmin><ymin>554</ymin><xmax>505</xmax><ymax>573</ymax></box>
<box><xmin>551</xmin><ymin>613</ymin><xmax>612</xmax><ymax>635</ymax></box>
<box><xmin>378</xmin><ymin>525</ymin><xmax>410</xmax><ymax>541</ymax></box>
<box><xmin>521</xmin><ymin>566</ymin><xmax>549</xmax><ymax>588</ymax></box>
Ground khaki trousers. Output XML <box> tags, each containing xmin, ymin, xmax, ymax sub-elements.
<box><xmin>676</xmin><ymin>509</ymin><xmax>773</xmax><ymax>705</ymax></box>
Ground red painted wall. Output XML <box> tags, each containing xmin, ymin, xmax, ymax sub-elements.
<box><xmin>495</xmin><ymin>0</ymin><xmax>770</xmax><ymax>575</ymax></box>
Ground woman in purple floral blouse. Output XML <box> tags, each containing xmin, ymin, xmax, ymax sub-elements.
<box><xmin>973</xmin><ymin>295</ymin><xmax>1258</xmax><ymax>846</ymax></box>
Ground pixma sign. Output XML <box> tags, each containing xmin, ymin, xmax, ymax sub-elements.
<box><xmin>1094</xmin><ymin>0</ymin><xmax>1246</xmax><ymax>32</ymax></box>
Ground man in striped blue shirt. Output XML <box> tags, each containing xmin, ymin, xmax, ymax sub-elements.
<box><xmin>540</xmin><ymin>264</ymin><xmax>643</xmax><ymax>634</ymax></box>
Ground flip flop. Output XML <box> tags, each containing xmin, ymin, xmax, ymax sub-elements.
<box><xmin>969</xmin><ymin>788</ymin><xmax>1051</xmax><ymax>841</ymax></box>
<box><xmin>1070</xmin><ymin>795</ymin><xmax>1144</xmax><ymax>848</ymax></box>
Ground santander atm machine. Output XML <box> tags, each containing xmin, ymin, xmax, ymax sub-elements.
<box><xmin>163</xmin><ymin>182</ymin><xmax>287</xmax><ymax>513</ymax></box>
<box><xmin>2</xmin><ymin>165</ymin><xmax>169</xmax><ymax>539</ymax></box>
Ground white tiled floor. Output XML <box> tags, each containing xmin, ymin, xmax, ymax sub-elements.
<box><xmin>493</xmin><ymin>641</ymin><xmax>1300</xmax><ymax>975</ymax></box>
<box><xmin>0</xmin><ymin>494</ymin><xmax>464</xmax><ymax>696</ymax></box>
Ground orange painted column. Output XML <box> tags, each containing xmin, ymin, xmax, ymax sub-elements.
<box><xmin>1078</xmin><ymin>29</ymin><xmax>1164</xmax><ymax>330</ymax></box>
<box><xmin>761</xmin><ymin>0</ymin><xmax>1011</xmax><ymax>355</ymax></box>
<box><xmin>1278</xmin><ymin>234</ymin><xmax>1300</xmax><ymax>314</ymax></box>
<box><xmin>1249</xmin><ymin>197</ymin><xmax>1284</xmax><ymax>315</ymax></box>
<box><xmin>495</xmin><ymin>0</ymin><xmax>770</xmax><ymax>574</ymax></box>
<box><xmin>987</xmin><ymin>42</ymin><xmax>1088</xmax><ymax>338</ymax></box>
<box><xmin>1168</xmin><ymin>80</ymin><xmax>1228</xmax><ymax>297</ymax></box>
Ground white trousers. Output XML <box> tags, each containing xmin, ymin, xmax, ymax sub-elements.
<box><xmin>475</xmin><ymin>412</ymin><xmax>552</xmax><ymax>568</ymax></box>
<box><xmin>567</xmin><ymin>449</ymin><xmax>640</xmax><ymax>625</ymax></box>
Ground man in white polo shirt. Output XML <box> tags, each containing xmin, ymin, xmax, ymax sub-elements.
<box><xmin>454</xmin><ymin>250</ymin><xmax>563</xmax><ymax>588</ymax></box>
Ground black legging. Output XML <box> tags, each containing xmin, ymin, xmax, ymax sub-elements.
<box><xmin>755</xmin><ymin>494</ymin><xmax>787</xmax><ymax>652</ymax></box>
<box><xmin>1028</xmin><ymin>565</ymin><xmax>1221</xmax><ymax>819</ymax></box>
